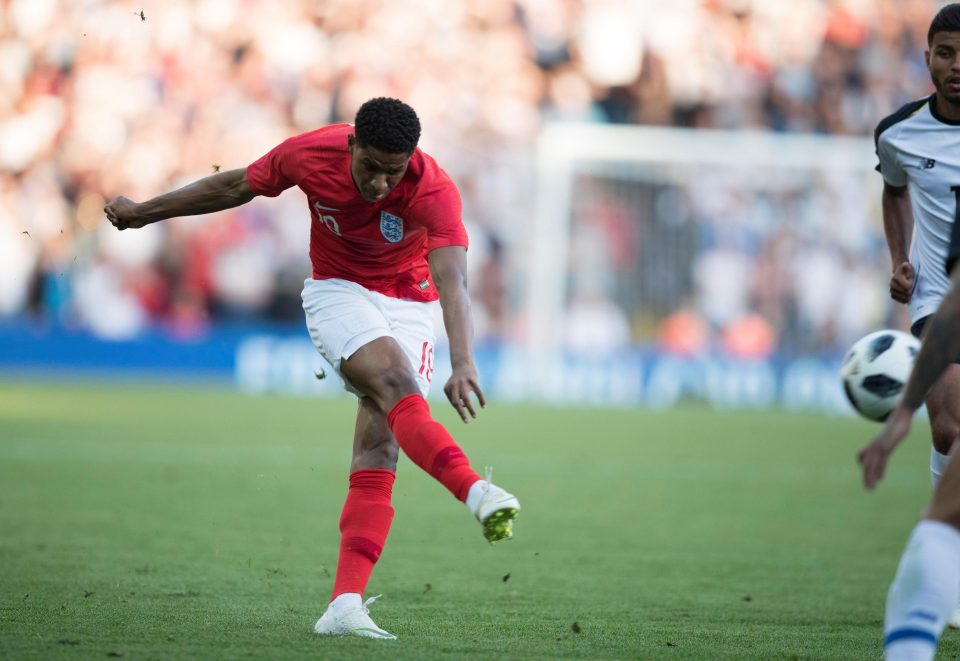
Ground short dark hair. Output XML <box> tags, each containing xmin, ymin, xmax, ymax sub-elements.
<box><xmin>929</xmin><ymin>3</ymin><xmax>960</xmax><ymax>45</ymax></box>
<box><xmin>354</xmin><ymin>97</ymin><xmax>421</xmax><ymax>154</ymax></box>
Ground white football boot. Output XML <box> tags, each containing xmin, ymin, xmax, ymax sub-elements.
<box><xmin>313</xmin><ymin>594</ymin><xmax>396</xmax><ymax>640</ymax></box>
<box><xmin>468</xmin><ymin>468</ymin><xmax>520</xmax><ymax>543</ymax></box>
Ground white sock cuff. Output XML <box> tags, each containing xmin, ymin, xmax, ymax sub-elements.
<box><xmin>465</xmin><ymin>479</ymin><xmax>489</xmax><ymax>515</ymax></box>
<box><xmin>931</xmin><ymin>448</ymin><xmax>950</xmax><ymax>475</ymax></box>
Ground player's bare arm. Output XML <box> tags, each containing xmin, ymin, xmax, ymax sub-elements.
<box><xmin>105</xmin><ymin>168</ymin><xmax>256</xmax><ymax>231</ymax></box>
<box><xmin>429</xmin><ymin>245</ymin><xmax>485</xmax><ymax>423</ymax></box>
<box><xmin>881</xmin><ymin>182</ymin><xmax>915</xmax><ymax>303</ymax></box>
<box><xmin>859</xmin><ymin>268</ymin><xmax>960</xmax><ymax>489</ymax></box>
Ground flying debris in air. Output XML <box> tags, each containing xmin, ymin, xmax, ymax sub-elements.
<box><xmin>135</xmin><ymin>10</ymin><xmax>145</xmax><ymax>21</ymax></box>
<box><xmin>211</xmin><ymin>164</ymin><xmax>221</xmax><ymax>173</ymax></box>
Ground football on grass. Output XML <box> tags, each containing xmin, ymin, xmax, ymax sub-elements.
<box><xmin>840</xmin><ymin>329</ymin><xmax>920</xmax><ymax>421</ymax></box>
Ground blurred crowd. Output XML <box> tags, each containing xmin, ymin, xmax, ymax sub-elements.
<box><xmin>568</xmin><ymin>165</ymin><xmax>892</xmax><ymax>360</ymax></box>
<box><xmin>0</xmin><ymin>0</ymin><xmax>944</xmax><ymax>353</ymax></box>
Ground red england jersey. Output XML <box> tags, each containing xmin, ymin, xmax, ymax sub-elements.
<box><xmin>246</xmin><ymin>124</ymin><xmax>468</xmax><ymax>302</ymax></box>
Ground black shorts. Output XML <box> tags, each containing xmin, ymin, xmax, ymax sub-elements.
<box><xmin>911</xmin><ymin>315</ymin><xmax>960</xmax><ymax>364</ymax></box>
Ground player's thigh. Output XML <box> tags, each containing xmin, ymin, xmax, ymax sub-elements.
<box><xmin>925</xmin><ymin>364</ymin><xmax>960</xmax><ymax>451</ymax></box>
<box><xmin>351</xmin><ymin>397</ymin><xmax>398</xmax><ymax>471</ymax></box>
<box><xmin>383</xmin><ymin>297</ymin><xmax>438</xmax><ymax>398</ymax></box>
<box><xmin>301</xmin><ymin>278</ymin><xmax>392</xmax><ymax>396</ymax></box>
<box><xmin>926</xmin><ymin>448</ymin><xmax>960</xmax><ymax>526</ymax></box>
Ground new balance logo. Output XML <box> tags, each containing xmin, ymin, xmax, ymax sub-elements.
<box><xmin>921</xmin><ymin>158</ymin><xmax>936</xmax><ymax>169</ymax></box>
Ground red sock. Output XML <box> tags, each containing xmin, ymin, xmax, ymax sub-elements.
<box><xmin>386</xmin><ymin>394</ymin><xmax>482</xmax><ymax>502</ymax></box>
<box><xmin>330</xmin><ymin>469</ymin><xmax>395</xmax><ymax>601</ymax></box>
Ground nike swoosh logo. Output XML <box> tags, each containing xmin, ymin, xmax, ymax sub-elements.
<box><xmin>350</xmin><ymin>627</ymin><xmax>395</xmax><ymax>638</ymax></box>
<box><xmin>314</xmin><ymin>203</ymin><xmax>341</xmax><ymax>211</ymax></box>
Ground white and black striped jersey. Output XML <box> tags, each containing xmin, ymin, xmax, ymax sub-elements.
<box><xmin>875</xmin><ymin>94</ymin><xmax>960</xmax><ymax>321</ymax></box>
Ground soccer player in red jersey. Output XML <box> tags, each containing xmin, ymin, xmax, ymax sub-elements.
<box><xmin>104</xmin><ymin>97</ymin><xmax>520</xmax><ymax>640</ymax></box>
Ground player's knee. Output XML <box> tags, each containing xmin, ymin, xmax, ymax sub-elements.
<box><xmin>929</xmin><ymin>412</ymin><xmax>960</xmax><ymax>454</ymax></box>
<box><xmin>368</xmin><ymin>367</ymin><xmax>420</xmax><ymax>410</ymax></box>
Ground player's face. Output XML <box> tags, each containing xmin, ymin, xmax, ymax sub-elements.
<box><xmin>927</xmin><ymin>32</ymin><xmax>960</xmax><ymax>106</ymax></box>
<box><xmin>348</xmin><ymin>136</ymin><xmax>411</xmax><ymax>203</ymax></box>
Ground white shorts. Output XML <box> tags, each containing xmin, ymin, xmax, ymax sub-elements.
<box><xmin>301</xmin><ymin>278</ymin><xmax>438</xmax><ymax>398</ymax></box>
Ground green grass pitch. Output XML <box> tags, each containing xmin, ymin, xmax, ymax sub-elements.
<box><xmin>0</xmin><ymin>379</ymin><xmax>955</xmax><ymax>660</ymax></box>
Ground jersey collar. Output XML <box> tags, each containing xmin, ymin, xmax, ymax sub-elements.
<box><xmin>928</xmin><ymin>93</ymin><xmax>960</xmax><ymax>126</ymax></box>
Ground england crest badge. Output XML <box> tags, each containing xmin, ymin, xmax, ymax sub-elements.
<box><xmin>380</xmin><ymin>211</ymin><xmax>404</xmax><ymax>243</ymax></box>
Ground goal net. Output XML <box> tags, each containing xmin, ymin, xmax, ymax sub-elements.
<box><xmin>519</xmin><ymin>122</ymin><xmax>889</xmax><ymax>411</ymax></box>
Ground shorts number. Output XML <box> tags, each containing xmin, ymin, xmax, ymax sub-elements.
<box><xmin>418</xmin><ymin>341</ymin><xmax>434</xmax><ymax>383</ymax></box>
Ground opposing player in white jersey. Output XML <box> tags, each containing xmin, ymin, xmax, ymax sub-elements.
<box><xmin>877</xmin><ymin>0</ymin><xmax>960</xmax><ymax>617</ymax></box>
<box><xmin>862</xmin><ymin>4</ymin><xmax>960</xmax><ymax>659</ymax></box>
<box><xmin>877</xmin><ymin>5</ymin><xmax>960</xmax><ymax>495</ymax></box>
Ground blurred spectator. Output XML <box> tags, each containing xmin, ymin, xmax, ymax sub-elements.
<box><xmin>658</xmin><ymin>309</ymin><xmax>710</xmax><ymax>356</ymax></box>
<box><xmin>563</xmin><ymin>275</ymin><xmax>632</xmax><ymax>356</ymax></box>
<box><xmin>722</xmin><ymin>314</ymin><xmax>776</xmax><ymax>359</ymax></box>
<box><xmin>0</xmin><ymin>0</ymin><xmax>941</xmax><ymax>356</ymax></box>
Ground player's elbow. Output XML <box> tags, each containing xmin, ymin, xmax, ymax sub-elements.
<box><xmin>436</xmin><ymin>269</ymin><xmax>468</xmax><ymax>300</ymax></box>
<box><xmin>225</xmin><ymin>169</ymin><xmax>257</xmax><ymax>204</ymax></box>
<box><xmin>883</xmin><ymin>183</ymin><xmax>908</xmax><ymax>199</ymax></box>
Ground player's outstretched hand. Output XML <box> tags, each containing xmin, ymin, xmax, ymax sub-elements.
<box><xmin>104</xmin><ymin>196</ymin><xmax>148</xmax><ymax>231</ymax></box>
<box><xmin>444</xmin><ymin>362</ymin><xmax>485</xmax><ymax>423</ymax></box>
<box><xmin>857</xmin><ymin>407</ymin><xmax>913</xmax><ymax>490</ymax></box>
<box><xmin>889</xmin><ymin>261</ymin><xmax>915</xmax><ymax>304</ymax></box>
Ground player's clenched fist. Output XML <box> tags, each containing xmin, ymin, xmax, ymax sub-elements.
<box><xmin>104</xmin><ymin>196</ymin><xmax>147</xmax><ymax>231</ymax></box>
<box><xmin>889</xmin><ymin>261</ymin><xmax>915</xmax><ymax>303</ymax></box>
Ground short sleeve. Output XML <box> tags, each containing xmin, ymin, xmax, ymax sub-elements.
<box><xmin>875</xmin><ymin>131</ymin><xmax>908</xmax><ymax>188</ymax></box>
<box><xmin>246</xmin><ymin>140</ymin><xmax>297</xmax><ymax>198</ymax></box>
<box><xmin>412</xmin><ymin>183</ymin><xmax>469</xmax><ymax>251</ymax></box>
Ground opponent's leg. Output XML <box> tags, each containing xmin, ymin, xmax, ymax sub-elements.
<box><xmin>341</xmin><ymin>337</ymin><xmax>520</xmax><ymax>542</ymax></box>
<box><xmin>315</xmin><ymin>399</ymin><xmax>398</xmax><ymax>640</ymax></box>
<box><xmin>883</xmin><ymin>453</ymin><xmax>960</xmax><ymax>660</ymax></box>
<box><xmin>923</xmin><ymin>365</ymin><xmax>960</xmax><ymax>628</ymax></box>
<box><xmin>925</xmin><ymin>365</ymin><xmax>960</xmax><ymax>484</ymax></box>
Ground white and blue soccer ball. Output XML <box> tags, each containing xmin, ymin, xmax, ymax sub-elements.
<box><xmin>840</xmin><ymin>329</ymin><xmax>920</xmax><ymax>422</ymax></box>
